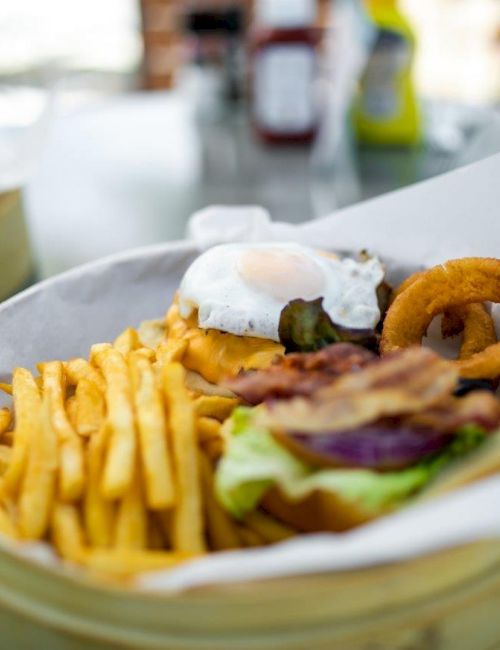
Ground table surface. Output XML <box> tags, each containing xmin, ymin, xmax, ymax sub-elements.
<box><xmin>23</xmin><ymin>90</ymin><xmax>500</xmax><ymax>279</ymax></box>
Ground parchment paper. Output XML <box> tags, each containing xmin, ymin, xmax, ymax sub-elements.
<box><xmin>2</xmin><ymin>153</ymin><xmax>500</xmax><ymax>592</ymax></box>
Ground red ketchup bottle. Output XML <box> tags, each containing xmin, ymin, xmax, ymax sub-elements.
<box><xmin>250</xmin><ymin>0</ymin><xmax>320</xmax><ymax>145</ymax></box>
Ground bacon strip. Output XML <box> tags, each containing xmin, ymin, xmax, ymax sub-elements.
<box><xmin>404</xmin><ymin>391</ymin><xmax>500</xmax><ymax>433</ymax></box>
<box><xmin>258</xmin><ymin>347</ymin><xmax>459</xmax><ymax>434</ymax></box>
<box><xmin>225</xmin><ymin>343</ymin><xmax>376</xmax><ymax>405</ymax></box>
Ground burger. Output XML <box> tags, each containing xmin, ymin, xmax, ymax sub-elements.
<box><xmin>214</xmin><ymin>346</ymin><xmax>500</xmax><ymax>532</ymax></box>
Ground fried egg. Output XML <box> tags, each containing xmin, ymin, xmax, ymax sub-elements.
<box><xmin>178</xmin><ymin>243</ymin><xmax>384</xmax><ymax>342</ymax></box>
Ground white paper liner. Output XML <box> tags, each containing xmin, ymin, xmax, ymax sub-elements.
<box><xmin>2</xmin><ymin>153</ymin><xmax>500</xmax><ymax>592</ymax></box>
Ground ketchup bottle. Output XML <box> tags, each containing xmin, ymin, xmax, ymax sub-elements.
<box><xmin>250</xmin><ymin>0</ymin><xmax>320</xmax><ymax>145</ymax></box>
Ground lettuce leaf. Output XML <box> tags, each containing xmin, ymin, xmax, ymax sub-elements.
<box><xmin>215</xmin><ymin>408</ymin><xmax>486</xmax><ymax>519</ymax></box>
<box><xmin>278</xmin><ymin>298</ymin><xmax>378</xmax><ymax>353</ymax></box>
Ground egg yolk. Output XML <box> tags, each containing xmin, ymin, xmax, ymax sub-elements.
<box><xmin>237</xmin><ymin>249</ymin><xmax>325</xmax><ymax>303</ymax></box>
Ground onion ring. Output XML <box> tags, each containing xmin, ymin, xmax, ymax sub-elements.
<box><xmin>381</xmin><ymin>258</ymin><xmax>500</xmax><ymax>378</ymax></box>
<box><xmin>392</xmin><ymin>270</ymin><xmax>497</xmax><ymax>360</ymax></box>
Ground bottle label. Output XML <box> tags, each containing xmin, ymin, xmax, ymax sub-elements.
<box><xmin>254</xmin><ymin>44</ymin><xmax>316</xmax><ymax>134</ymax></box>
<box><xmin>361</xmin><ymin>29</ymin><xmax>410</xmax><ymax>119</ymax></box>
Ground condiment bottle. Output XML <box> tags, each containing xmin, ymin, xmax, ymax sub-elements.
<box><xmin>250</xmin><ymin>0</ymin><xmax>320</xmax><ymax>144</ymax></box>
<box><xmin>353</xmin><ymin>0</ymin><xmax>421</xmax><ymax>147</ymax></box>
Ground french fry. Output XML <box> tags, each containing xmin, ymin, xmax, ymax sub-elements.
<box><xmin>236</xmin><ymin>526</ymin><xmax>266</xmax><ymax>548</ymax></box>
<box><xmin>18</xmin><ymin>395</ymin><xmax>58</xmax><ymax>539</ymax></box>
<box><xmin>42</xmin><ymin>362</ymin><xmax>85</xmax><ymax>502</ymax></box>
<box><xmin>65</xmin><ymin>358</ymin><xmax>105</xmax><ymax>392</ymax></box>
<box><xmin>1</xmin><ymin>431</ymin><xmax>13</xmax><ymax>446</ymax></box>
<box><xmin>81</xmin><ymin>549</ymin><xmax>193</xmax><ymax>578</ymax></box>
<box><xmin>113</xmin><ymin>467</ymin><xmax>147</xmax><ymax>550</ymax></box>
<box><xmin>138</xmin><ymin>319</ymin><xmax>166</xmax><ymax>350</ymax></box>
<box><xmin>197</xmin><ymin>418</ymin><xmax>225</xmax><ymax>468</ymax></box>
<box><xmin>134</xmin><ymin>347</ymin><xmax>156</xmax><ymax>361</ymax></box>
<box><xmin>83</xmin><ymin>422</ymin><xmax>114</xmax><ymax>548</ymax></box>
<box><xmin>0</xmin><ymin>446</ymin><xmax>12</xmax><ymax>474</ymax></box>
<box><xmin>193</xmin><ymin>395</ymin><xmax>238</xmax><ymax>421</ymax></box>
<box><xmin>51</xmin><ymin>502</ymin><xmax>86</xmax><ymax>562</ymax></box>
<box><xmin>199</xmin><ymin>451</ymin><xmax>240</xmax><ymax>551</ymax></box>
<box><xmin>65</xmin><ymin>396</ymin><xmax>78</xmax><ymax>430</ymax></box>
<box><xmin>197</xmin><ymin>416</ymin><xmax>221</xmax><ymax>444</ymax></box>
<box><xmin>156</xmin><ymin>339</ymin><xmax>188</xmax><ymax>367</ymax></box>
<box><xmin>129</xmin><ymin>352</ymin><xmax>175</xmax><ymax>510</ymax></box>
<box><xmin>243</xmin><ymin>511</ymin><xmax>296</xmax><ymax>544</ymax></box>
<box><xmin>185</xmin><ymin>370</ymin><xmax>236</xmax><ymax>398</ymax></box>
<box><xmin>93</xmin><ymin>347</ymin><xmax>136</xmax><ymax>499</ymax></box>
<box><xmin>2</xmin><ymin>368</ymin><xmax>41</xmax><ymax>496</ymax></box>
<box><xmin>162</xmin><ymin>363</ymin><xmax>206</xmax><ymax>554</ymax></box>
<box><xmin>0</xmin><ymin>383</ymin><xmax>12</xmax><ymax>396</ymax></box>
<box><xmin>75</xmin><ymin>378</ymin><xmax>105</xmax><ymax>436</ymax></box>
<box><xmin>0</xmin><ymin>408</ymin><xmax>11</xmax><ymax>436</ymax></box>
<box><xmin>0</xmin><ymin>506</ymin><xmax>17</xmax><ymax>539</ymax></box>
<box><xmin>202</xmin><ymin>437</ymin><xmax>225</xmax><ymax>462</ymax></box>
<box><xmin>113</xmin><ymin>327</ymin><xmax>140</xmax><ymax>355</ymax></box>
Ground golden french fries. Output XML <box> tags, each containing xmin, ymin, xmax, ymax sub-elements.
<box><xmin>202</xmin><ymin>438</ymin><xmax>225</xmax><ymax>462</ymax></box>
<box><xmin>113</xmin><ymin>466</ymin><xmax>147</xmax><ymax>550</ymax></box>
<box><xmin>199</xmin><ymin>451</ymin><xmax>240</xmax><ymax>551</ymax></box>
<box><xmin>197</xmin><ymin>416</ymin><xmax>222</xmax><ymax>444</ymax></box>
<box><xmin>0</xmin><ymin>383</ymin><xmax>12</xmax><ymax>396</ymax></box>
<box><xmin>2</xmin><ymin>368</ymin><xmax>41</xmax><ymax>496</ymax></box>
<box><xmin>163</xmin><ymin>362</ymin><xmax>206</xmax><ymax>554</ymax></box>
<box><xmin>237</xmin><ymin>526</ymin><xmax>265</xmax><ymax>548</ymax></box>
<box><xmin>52</xmin><ymin>502</ymin><xmax>86</xmax><ymax>562</ymax></box>
<box><xmin>138</xmin><ymin>319</ymin><xmax>166</xmax><ymax>350</ymax></box>
<box><xmin>134</xmin><ymin>347</ymin><xmax>156</xmax><ymax>361</ymax></box>
<box><xmin>243</xmin><ymin>511</ymin><xmax>296</xmax><ymax>544</ymax></box>
<box><xmin>0</xmin><ymin>322</ymin><xmax>298</xmax><ymax>582</ymax></box>
<box><xmin>129</xmin><ymin>352</ymin><xmax>175</xmax><ymax>509</ymax></box>
<box><xmin>156</xmin><ymin>339</ymin><xmax>188</xmax><ymax>367</ymax></box>
<box><xmin>42</xmin><ymin>361</ymin><xmax>85</xmax><ymax>502</ymax></box>
<box><xmin>75</xmin><ymin>377</ymin><xmax>105</xmax><ymax>436</ymax></box>
<box><xmin>81</xmin><ymin>549</ymin><xmax>193</xmax><ymax>578</ymax></box>
<box><xmin>193</xmin><ymin>395</ymin><xmax>239</xmax><ymax>421</ymax></box>
<box><xmin>0</xmin><ymin>506</ymin><xmax>17</xmax><ymax>539</ymax></box>
<box><xmin>18</xmin><ymin>395</ymin><xmax>58</xmax><ymax>539</ymax></box>
<box><xmin>84</xmin><ymin>423</ymin><xmax>114</xmax><ymax>548</ymax></box>
<box><xmin>113</xmin><ymin>327</ymin><xmax>140</xmax><ymax>355</ymax></box>
<box><xmin>0</xmin><ymin>408</ymin><xmax>11</xmax><ymax>436</ymax></box>
<box><xmin>0</xmin><ymin>446</ymin><xmax>12</xmax><ymax>474</ymax></box>
<box><xmin>93</xmin><ymin>346</ymin><xmax>136</xmax><ymax>500</ymax></box>
<box><xmin>65</xmin><ymin>396</ymin><xmax>78</xmax><ymax>430</ymax></box>
<box><xmin>65</xmin><ymin>358</ymin><xmax>106</xmax><ymax>392</ymax></box>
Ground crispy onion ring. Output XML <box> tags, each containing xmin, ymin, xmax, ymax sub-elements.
<box><xmin>381</xmin><ymin>258</ymin><xmax>500</xmax><ymax>378</ymax></box>
<box><xmin>392</xmin><ymin>270</ymin><xmax>497</xmax><ymax>361</ymax></box>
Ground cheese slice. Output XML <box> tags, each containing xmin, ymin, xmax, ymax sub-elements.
<box><xmin>166</xmin><ymin>299</ymin><xmax>284</xmax><ymax>384</ymax></box>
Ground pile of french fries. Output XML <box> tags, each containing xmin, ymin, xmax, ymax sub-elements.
<box><xmin>0</xmin><ymin>322</ymin><xmax>296</xmax><ymax>582</ymax></box>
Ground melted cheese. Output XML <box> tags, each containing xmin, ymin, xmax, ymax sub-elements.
<box><xmin>166</xmin><ymin>299</ymin><xmax>284</xmax><ymax>384</ymax></box>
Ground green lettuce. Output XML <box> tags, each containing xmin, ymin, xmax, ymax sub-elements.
<box><xmin>278</xmin><ymin>298</ymin><xmax>378</xmax><ymax>352</ymax></box>
<box><xmin>215</xmin><ymin>408</ymin><xmax>486</xmax><ymax>519</ymax></box>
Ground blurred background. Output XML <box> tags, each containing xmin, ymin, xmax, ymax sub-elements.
<box><xmin>1</xmin><ymin>0</ymin><xmax>500</xmax><ymax>297</ymax></box>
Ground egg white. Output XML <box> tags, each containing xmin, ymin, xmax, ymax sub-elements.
<box><xmin>178</xmin><ymin>242</ymin><xmax>384</xmax><ymax>342</ymax></box>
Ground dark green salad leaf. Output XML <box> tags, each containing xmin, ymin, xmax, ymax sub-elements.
<box><xmin>278</xmin><ymin>298</ymin><xmax>379</xmax><ymax>353</ymax></box>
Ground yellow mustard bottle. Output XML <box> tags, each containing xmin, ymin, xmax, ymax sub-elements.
<box><xmin>353</xmin><ymin>0</ymin><xmax>421</xmax><ymax>146</ymax></box>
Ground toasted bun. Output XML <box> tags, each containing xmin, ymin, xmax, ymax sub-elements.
<box><xmin>263</xmin><ymin>432</ymin><xmax>500</xmax><ymax>532</ymax></box>
<box><xmin>262</xmin><ymin>487</ymin><xmax>376</xmax><ymax>533</ymax></box>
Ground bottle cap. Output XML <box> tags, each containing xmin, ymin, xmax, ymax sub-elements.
<box><xmin>255</xmin><ymin>0</ymin><xmax>317</xmax><ymax>29</ymax></box>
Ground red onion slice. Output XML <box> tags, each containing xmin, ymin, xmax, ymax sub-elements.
<box><xmin>278</xmin><ymin>426</ymin><xmax>453</xmax><ymax>471</ymax></box>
